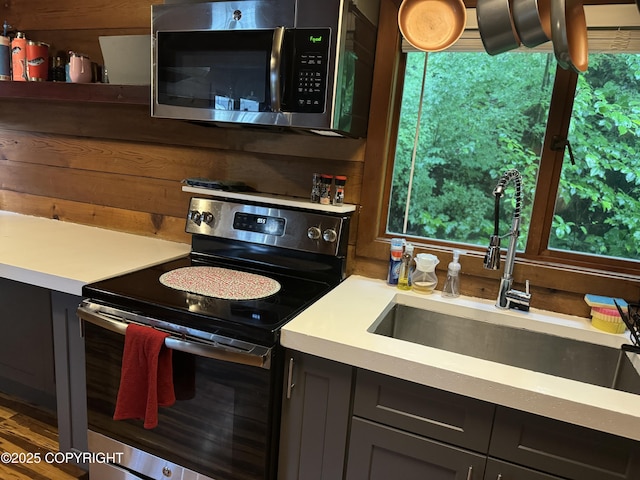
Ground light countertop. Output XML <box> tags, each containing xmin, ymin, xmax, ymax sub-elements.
<box><xmin>281</xmin><ymin>275</ymin><xmax>640</xmax><ymax>442</ymax></box>
<box><xmin>0</xmin><ymin>212</ymin><xmax>190</xmax><ymax>296</ymax></box>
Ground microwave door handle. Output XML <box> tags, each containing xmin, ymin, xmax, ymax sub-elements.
<box><xmin>270</xmin><ymin>26</ymin><xmax>285</xmax><ymax>112</ymax></box>
<box><xmin>77</xmin><ymin>305</ymin><xmax>272</xmax><ymax>369</ymax></box>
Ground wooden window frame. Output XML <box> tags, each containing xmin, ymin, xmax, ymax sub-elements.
<box><xmin>354</xmin><ymin>0</ymin><xmax>640</xmax><ymax>315</ymax></box>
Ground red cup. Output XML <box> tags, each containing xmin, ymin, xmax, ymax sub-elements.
<box><xmin>26</xmin><ymin>40</ymin><xmax>49</xmax><ymax>81</ymax></box>
<box><xmin>11</xmin><ymin>33</ymin><xmax>27</xmax><ymax>81</ymax></box>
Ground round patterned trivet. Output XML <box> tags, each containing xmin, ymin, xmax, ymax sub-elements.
<box><xmin>159</xmin><ymin>266</ymin><xmax>281</xmax><ymax>300</ymax></box>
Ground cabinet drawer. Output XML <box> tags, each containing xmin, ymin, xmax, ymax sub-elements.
<box><xmin>489</xmin><ymin>407</ymin><xmax>640</xmax><ymax>480</ymax></box>
<box><xmin>346</xmin><ymin>416</ymin><xmax>486</xmax><ymax>480</ymax></box>
<box><xmin>485</xmin><ymin>458</ymin><xmax>563</xmax><ymax>480</ymax></box>
<box><xmin>353</xmin><ymin>369</ymin><xmax>495</xmax><ymax>452</ymax></box>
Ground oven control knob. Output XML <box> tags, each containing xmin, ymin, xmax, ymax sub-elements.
<box><xmin>162</xmin><ymin>466</ymin><xmax>172</xmax><ymax>477</ymax></box>
<box><xmin>189</xmin><ymin>210</ymin><xmax>202</xmax><ymax>224</ymax></box>
<box><xmin>202</xmin><ymin>211</ymin><xmax>214</xmax><ymax>225</ymax></box>
<box><xmin>323</xmin><ymin>228</ymin><xmax>338</xmax><ymax>243</ymax></box>
<box><xmin>307</xmin><ymin>226</ymin><xmax>321</xmax><ymax>240</ymax></box>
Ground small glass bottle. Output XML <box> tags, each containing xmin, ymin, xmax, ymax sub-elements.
<box><xmin>310</xmin><ymin>173</ymin><xmax>321</xmax><ymax>203</ymax></box>
<box><xmin>333</xmin><ymin>175</ymin><xmax>347</xmax><ymax>205</ymax></box>
<box><xmin>319</xmin><ymin>174</ymin><xmax>333</xmax><ymax>205</ymax></box>
<box><xmin>397</xmin><ymin>242</ymin><xmax>414</xmax><ymax>290</ymax></box>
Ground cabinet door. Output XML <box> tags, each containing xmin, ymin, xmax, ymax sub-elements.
<box><xmin>485</xmin><ymin>458</ymin><xmax>563</xmax><ymax>480</ymax></box>
<box><xmin>490</xmin><ymin>407</ymin><xmax>640</xmax><ymax>480</ymax></box>
<box><xmin>0</xmin><ymin>278</ymin><xmax>55</xmax><ymax>409</ymax></box>
<box><xmin>278</xmin><ymin>350</ymin><xmax>354</xmax><ymax>480</ymax></box>
<box><xmin>51</xmin><ymin>291</ymin><xmax>88</xmax><ymax>456</ymax></box>
<box><xmin>354</xmin><ymin>368</ymin><xmax>495</xmax><ymax>452</ymax></box>
<box><xmin>346</xmin><ymin>416</ymin><xmax>486</xmax><ymax>480</ymax></box>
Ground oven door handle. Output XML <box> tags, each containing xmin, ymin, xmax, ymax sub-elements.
<box><xmin>77</xmin><ymin>305</ymin><xmax>272</xmax><ymax>369</ymax></box>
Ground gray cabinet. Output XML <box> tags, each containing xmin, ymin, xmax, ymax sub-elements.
<box><xmin>0</xmin><ymin>280</ymin><xmax>87</xmax><ymax>461</ymax></box>
<box><xmin>51</xmin><ymin>291</ymin><xmax>88</xmax><ymax>455</ymax></box>
<box><xmin>348</xmin><ymin>368</ymin><xmax>493</xmax><ymax>480</ymax></box>
<box><xmin>278</xmin><ymin>350</ymin><xmax>354</xmax><ymax>480</ymax></box>
<box><xmin>0</xmin><ymin>278</ymin><xmax>56</xmax><ymax>409</ymax></box>
<box><xmin>278</xmin><ymin>352</ymin><xmax>640</xmax><ymax>480</ymax></box>
<box><xmin>346</xmin><ymin>416</ymin><xmax>486</xmax><ymax>480</ymax></box>
<box><xmin>485</xmin><ymin>459</ymin><xmax>563</xmax><ymax>480</ymax></box>
<box><xmin>489</xmin><ymin>407</ymin><xmax>640</xmax><ymax>480</ymax></box>
<box><xmin>353</xmin><ymin>368</ymin><xmax>495</xmax><ymax>452</ymax></box>
<box><xmin>352</xmin><ymin>369</ymin><xmax>640</xmax><ymax>480</ymax></box>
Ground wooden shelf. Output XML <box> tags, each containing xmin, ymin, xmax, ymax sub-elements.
<box><xmin>0</xmin><ymin>81</ymin><xmax>150</xmax><ymax>105</ymax></box>
<box><xmin>182</xmin><ymin>186</ymin><xmax>357</xmax><ymax>213</ymax></box>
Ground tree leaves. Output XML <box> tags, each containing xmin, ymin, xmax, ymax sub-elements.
<box><xmin>389</xmin><ymin>51</ymin><xmax>640</xmax><ymax>260</ymax></box>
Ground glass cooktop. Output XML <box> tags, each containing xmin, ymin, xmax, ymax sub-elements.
<box><xmin>82</xmin><ymin>256</ymin><xmax>334</xmax><ymax>346</ymax></box>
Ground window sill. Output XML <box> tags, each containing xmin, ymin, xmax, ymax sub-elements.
<box><xmin>352</xmin><ymin>236</ymin><xmax>640</xmax><ymax>317</ymax></box>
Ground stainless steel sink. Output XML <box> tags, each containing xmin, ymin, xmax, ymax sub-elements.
<box><xmin>369</xmin><ymin>303</ymin><xmax>640</xmax><ymax>394</ymax></box>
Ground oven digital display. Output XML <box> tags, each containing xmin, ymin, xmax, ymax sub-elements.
<box><xmin>233</xmin><ymin>212</ymin><xmax>285</xmax><ymax>236</ymax></box>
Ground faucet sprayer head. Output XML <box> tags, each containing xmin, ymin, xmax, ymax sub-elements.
<box><xmin>484</xmin><ymin>234</ymin><xmax>501</xmax><ymax>270</ymax></box>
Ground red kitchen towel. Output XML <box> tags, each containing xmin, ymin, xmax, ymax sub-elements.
<box><xmin>113</xmin><ymin>323</ymin><xmax>176</xmax><ymax>429</ymax></box>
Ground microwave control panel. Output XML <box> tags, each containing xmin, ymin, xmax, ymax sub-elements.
<box><xmin>290</xmin><ymin>29</ymin><xmax>330</xmax><ymax>113</ymax></box>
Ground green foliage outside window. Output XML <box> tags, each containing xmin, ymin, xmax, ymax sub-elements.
<box><xmin>388</xmin><ymin>50</ymin><xmax>640</xmax><ymax>261</ymax></box>
<box><xmin>554</xmin><ymin>55</ymin><xmax>640</xmax><ymax>259</ymax></box>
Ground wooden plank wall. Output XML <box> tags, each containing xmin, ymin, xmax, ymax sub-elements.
<box><xmin>0</xmin><ymin>1</ymin><xmax>366</xmax><ymax>246</ymax></box>
<box><xmin>0</xmin><ymin>0</ymin><xmax>633</xmax><ymax>274</ymax></box>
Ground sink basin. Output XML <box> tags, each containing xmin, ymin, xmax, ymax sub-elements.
<box><xmin>370</xmin><ymin>303</ymin><xmax>640</xmax><ymax>394</ymax></box>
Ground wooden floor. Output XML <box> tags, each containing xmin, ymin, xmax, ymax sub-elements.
<box><xmin>0</xmin><ymin>392</ymin><xmax>88</xmax><ymax>480</ymax></box>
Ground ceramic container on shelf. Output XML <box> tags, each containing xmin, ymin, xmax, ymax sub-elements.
<box><xmin>69</xmin><ymin>52</ymin><xmax>92</xmax><ymax>83</ymax></box>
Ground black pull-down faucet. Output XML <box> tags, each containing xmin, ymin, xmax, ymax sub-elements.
<box><xmin>483</xmin><ymin>169</ymin><xmax>531</xmax><ymax>311</ymax></box>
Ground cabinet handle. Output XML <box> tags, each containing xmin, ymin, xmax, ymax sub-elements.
<box><xmin>286</xmin><ymin>357</ymin><xmax>295</xmax><ymax>399</ymax></box>
<box><xmin>466</xmin><ymin>466</ymin><xmax>473</xmax><ymax>480</ymax></box>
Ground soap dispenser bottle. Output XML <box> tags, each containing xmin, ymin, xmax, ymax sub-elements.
<box><xmin>411</xmin><ymin>254</ymin><xmax>439</xmax><ymax>294</ymax></box>
<box><xmin>442</xmin><ymin>250</ymin><xmax>462</xmax><ymax>298</ymax></box>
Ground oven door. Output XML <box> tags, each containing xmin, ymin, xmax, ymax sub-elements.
<box><xmin>78</xmin><ymin>303</ymin><xmax>282</xmax><ymax>480</ymax></box>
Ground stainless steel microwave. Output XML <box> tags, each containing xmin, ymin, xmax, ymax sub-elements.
<box><xmin>151</xmin><ymin>0</ymin><xmax>380</xmax><ymax>137</ymax></box>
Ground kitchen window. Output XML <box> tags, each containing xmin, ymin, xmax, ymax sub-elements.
<box><xmin>384</xmin><ymin>6</ymin><xmax>640</xmax><ymax>271</ymax></box>
<box><xmin>389</xmin><ymin>49</ymin><xmax>640</xmax><ymax>263</ymax></box>
<box><xmin>356</xmin><ymin>0</ymin><xmax>640</xmax><ymax>306</ymax></box>
<box><xmin>388</xmin><ymin>50</ymin><xmax>552</xmax><ymax>251</ymax></box>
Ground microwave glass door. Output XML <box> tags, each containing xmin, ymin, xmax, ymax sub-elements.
<box><xmin>156</xmin><ymin>30</ymin><xmax>274</xmax><ymax>113</ymax></box>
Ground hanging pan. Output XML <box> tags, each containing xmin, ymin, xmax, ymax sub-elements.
<box><xmin>398</xmin><ymin>0</ymin><xmax>467</xmax><ymax>52</ymax></box>
<box><xmin>512</xmin><ymin>0</ymin><xmax>551</xmax><ymax>48</ymax></box>
<box><xmin>551</xmin><ymin>0</ymin><xmax>588</xmax><ymax>73</ymax></box>
<box><xmin>476</xmin><ymin>0</ymin><xmax>521</xmax><ymax>55</ymax></box>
